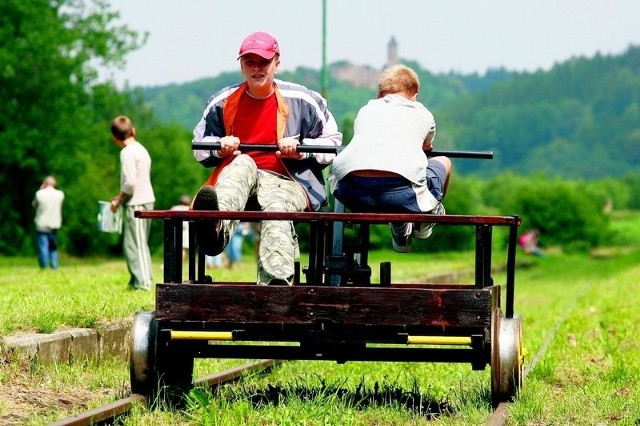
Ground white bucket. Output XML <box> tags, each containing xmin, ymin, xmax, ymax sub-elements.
<box><xmin>97</xmin><ymin>201</ymin><xmax>123</xmax><ymax>233</ymax></box>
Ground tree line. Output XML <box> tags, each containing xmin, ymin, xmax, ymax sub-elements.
<box><xmin>1</xmin><ymin>1</ymin><xmax>637</xmax><ymax>258</ymax></box>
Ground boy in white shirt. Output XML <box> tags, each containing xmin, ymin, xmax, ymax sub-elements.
<box><xmin>330</xmin><ymin>65</ymin><xmax>451</xmax><ymax>252</ymax></box>
<box><xmin>110</xmin><ymin>115</ymin><xmax>155</xmax><ymax>290</ymax></box>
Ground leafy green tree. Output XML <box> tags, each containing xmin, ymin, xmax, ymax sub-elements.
<box><xmin>0</xmin><ymin>0</ymin><xmax>144</xmax><ymax>255</ymax></box>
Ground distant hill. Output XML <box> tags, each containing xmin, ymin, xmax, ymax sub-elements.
<box><xmin>137</xmin><ymin>46</ymin><xmax>640</xmax><ymax>179</ymax></box>
<box><xmin>445</xmin><ymin>45</ymin><xmax>640</xmax><ymax>177</ymax></box>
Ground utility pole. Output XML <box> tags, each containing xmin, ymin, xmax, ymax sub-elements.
<box><xmin>321</xmin><ymin>0</ymin><xmax>328</xmax><ymax>100</ymax></box>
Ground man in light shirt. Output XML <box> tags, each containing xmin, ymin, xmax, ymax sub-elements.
<box><xmin>33</xmin><ymin>176</ymin><xmax>65</xmax><ymax>269</ymax></box>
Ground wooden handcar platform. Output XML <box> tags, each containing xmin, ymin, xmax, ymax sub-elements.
<box><xmin>132</xmin><ymin>210</ymin><xmax>523</xmax><ymax>405</ymax></box>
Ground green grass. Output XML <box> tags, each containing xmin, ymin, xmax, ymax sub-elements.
<box><xmin>2</xmin><ymin>211</ymin><xmax>640</xmax><ymax>424</ymax></box>
<box><xmin>606</xmin><ymin>210</ymin><xmax>640</xmax><ymax>246</ymax></box>
<box><xmin>510</xmin><ymin>250</ymin><xmax>640</xmax><ymax>425</ymax></box>
<box><xmin>0</xmin><ymin>257</ymin><xmax>158</xmax><ymax>335</ymax></box>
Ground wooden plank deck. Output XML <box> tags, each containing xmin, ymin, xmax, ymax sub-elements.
<box><xmin>155</xmin><ymin>283</ymin><xmax>498</xmax><ymax>330</ymax></box>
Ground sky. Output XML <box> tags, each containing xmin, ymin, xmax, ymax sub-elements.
<box><xmin>103</xmin><ymin>0</ymin><xmax>640</xmax><ymax>88</ymax></box>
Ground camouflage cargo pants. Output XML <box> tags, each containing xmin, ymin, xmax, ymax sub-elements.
<box><xmin>214</xmin><ymin>154</ymin><xmax>307</xmax><ymax>284</ymax></box>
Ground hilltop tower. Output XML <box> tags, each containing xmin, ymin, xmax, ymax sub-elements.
<box><xmin>387</xmin><ymin>36</ymin><xmax>398</xmax><ymax>67</ymax></box>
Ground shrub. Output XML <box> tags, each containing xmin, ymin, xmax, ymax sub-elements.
<box><xmin>500</xmin><ymin>177</ymin><xmax>610</xmax><ymax>249</ymax></box>
<box><xmin>621</xmin><ymin>173</ymin><xmax>640</xmax><ymax>210</ymax></box>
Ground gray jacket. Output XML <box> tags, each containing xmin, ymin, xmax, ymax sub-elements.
<box><xmin>193</xmin><ymin>79</ymin><xmax>342</xmax><ymax>211</ymax></box>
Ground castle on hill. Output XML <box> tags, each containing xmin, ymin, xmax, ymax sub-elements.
<box><xmin>331</xmin><ymin>36</ymin><xmax>399</xmax><ymax>88</ymax></box>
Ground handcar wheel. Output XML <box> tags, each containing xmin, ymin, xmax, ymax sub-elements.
<box><xmin>130</xmin><ymin>311</ymin><xmax>157</xmax><ymax>395</ymax></box>
<box><xmin>491</xmin><ymin>312</ymin><xmax>524</xmax><ymax>406</ymax></box>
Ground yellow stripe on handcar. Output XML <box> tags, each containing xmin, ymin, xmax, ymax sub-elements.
<box><xmin>407</xmin><ymin>335</ymin><xmax>472</xmax><ymax>346</ymax></box>
<box><xmin>170</xmin><ymin>331</ymin><xmax>233</xmax><ymax>341</ymax></box>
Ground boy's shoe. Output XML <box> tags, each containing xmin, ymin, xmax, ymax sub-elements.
<box><xmin>390</xmin><ymin>222</ymin><xmax>412</xmax><ymax>253</ymax></box>
<box><xmin>413</xmin><ymin>203</ymin><xmax>446</xmax><ymax>240</ymax></box>
<box><xmin>192</xmin><ymin>185</ymin><xmax>226</xmax><ymax>256</ymax></box>
<box><xmin>257</xmin><ymin>275</ymin><xmax>294</xmax><ymax>286</ymax></box>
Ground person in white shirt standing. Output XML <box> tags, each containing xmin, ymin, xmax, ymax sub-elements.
<box><xmin>33</xmin><ymin>176</ymin><xmax>64</xmax><ymax>269</ymax></box>
<box><xmin>110</xmin><ymin>115</ymin><xmax>155</xmax><ymax>290</ymax></box>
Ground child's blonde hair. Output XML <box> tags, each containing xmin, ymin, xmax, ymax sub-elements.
<box><xmin>377</xmin><ymin>64</ymin><xmax>420</xmax><ymax>98</ymax></box>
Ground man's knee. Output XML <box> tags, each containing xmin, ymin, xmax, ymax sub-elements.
<box><xmin>258</xmin><ymin>178</ymin><xmax>307</xmax><ymax>212</ymax></box>
<box><xmin>230</xmin><ymin>154</ymin><xmax>256</xmax><ymax>169</ymax></box>
<box><xmin>433</xmin><ymin>156</ymin><xmax>452</xmax><ymax>175</ymax></box>
<box><xmin>219</xmin><ymin>154</ymin><xmax>257</xmax><ymax>180</ymax></box>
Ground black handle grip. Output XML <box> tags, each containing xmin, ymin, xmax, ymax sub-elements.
<box><xmin>191</xmin><ymin>142</ymin><xmax>493</xmax><ymax>159</ymax></box>
<box><xmin>192</xmin><ymin>142</ymin><xmax>337</xmax><ymax>153</ymax></box>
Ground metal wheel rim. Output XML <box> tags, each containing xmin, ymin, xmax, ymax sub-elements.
<box><xmin>130</xmin><ymin>310</ymin><xmax>155</xmax><ymax>394</ymax></box>
<box><xmin>490</xmin><ymin>308</ymin><xmax>501</xmax><ymax>404</ymax></box>
<box><xmin>494</xmin><ymin>314</ymin><xmax>523</xmax><ymax>401</ymax></box>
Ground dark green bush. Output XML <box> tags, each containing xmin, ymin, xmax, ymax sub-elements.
<box><xmin>486</xmin><ymin>175</ymin><xmax>610</xmax><ymax>249</ymax></box>
<box><xmin>621</xmin><ymin>173</ymin><xmax>640</xmax><ymax>210</ymax></box>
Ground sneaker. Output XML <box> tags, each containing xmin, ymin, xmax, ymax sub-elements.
<box><xmin>192</xmin><ymin>185</ymin><xmax>226</xmax><ymax>256</ymax></box>
<box><xmin>268</xmin><ymin>278</ymin><xmax>293</xmax><ymax>286</ymax></box>
<box><xmin>257</xmin><ymin>276</ymin><xmax>294</xmax><ymax>286</ymax></box>
<box><xmin>413</xmin><ymin>203</ymin><xmax>446</xmax><ymax>239</ymax></box>
<box><xmin>390</xmin><ymin>222</ymin><xmax>412</xmax><ymax>253</ymax></box>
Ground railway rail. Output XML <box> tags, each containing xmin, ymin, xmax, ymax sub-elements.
<box><xmin>48</xmin><ymin>359</ymin><xmax>279</xmax><ymax>426</ymax></box>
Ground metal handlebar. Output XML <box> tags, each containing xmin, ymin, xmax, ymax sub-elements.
<box><xmin>191</xmin><ymin>142</ymin><xmax>493</xmax><ymax>159</ymax></box>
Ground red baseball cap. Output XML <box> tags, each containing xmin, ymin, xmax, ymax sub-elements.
<box><xmin>238</xmin><ymin>31</ymin><xmax>280</xmax><ymax>59</ymax></box>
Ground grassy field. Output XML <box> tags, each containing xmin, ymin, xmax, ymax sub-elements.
<box><xmin>1</xmin><ymin>211</ymin><xmax>639</xmax><ymax>424</ymax></box>
<box><xmin>0</xmin><ymin>256</ymin><xmax>157</xmax><ymax>335</ymax></box>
